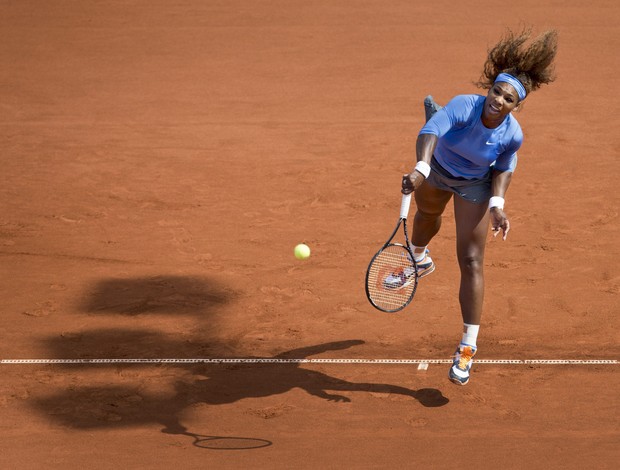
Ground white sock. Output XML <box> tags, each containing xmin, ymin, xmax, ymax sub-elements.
<box><xmin>411</xmin><ymin>245</ymin><xmax>427</xmax><ymax>262</ymax></box>
<box><xmin>461</xmin><ymin>323</ymin><xmax>480</xmax><ymax>347</ymax></box>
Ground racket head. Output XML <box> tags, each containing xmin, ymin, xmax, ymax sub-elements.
<box><xmin>365</xmin><ymin>243</ymin><xmax>418</xmax><ymax>312</ymax></box>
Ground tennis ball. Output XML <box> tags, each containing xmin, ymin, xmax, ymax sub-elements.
<box><xmin>294</xmin><ymin>243</ymin><xmax>311</xmax><ymax>260</ymax></box>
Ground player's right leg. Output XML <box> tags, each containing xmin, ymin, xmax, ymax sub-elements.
<box><xmin>410</xmin><ymin>182</ymin><xmax>452</xmax><ymax>278</ymax></box>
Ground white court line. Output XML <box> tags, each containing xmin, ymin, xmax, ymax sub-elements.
<box><xmin>0</xmin><ymin>358</ymin><xmax>617</xmax><ymax>365</ymax></box>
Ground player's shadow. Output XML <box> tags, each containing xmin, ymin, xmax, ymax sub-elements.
<box><xmin>79</xmin><ymin>275</ymin><xmax>231</xmax><ymax>316</ymax></box>
<box><xmin>32</xmin><ymin>338</ymin><xmax>449</xmax><ymax>437</ymax></box>
<box><xmin>177</xmin><ymin>340</ymin><xmax>450</xmax><ymax>408</ymax></box>
<box><xmin>37</xmin><ymin>280</ymin><xmax>449</xmax><ymax>447</ymax></box>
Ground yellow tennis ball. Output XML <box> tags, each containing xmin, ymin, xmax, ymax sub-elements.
<box><xmin>294</xmin><ymin>243</ymin><xmax>311</xmax><ymax>260</ymax></box>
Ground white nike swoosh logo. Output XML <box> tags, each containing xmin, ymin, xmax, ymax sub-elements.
<box><xmin>486</xmin><ymin>141</ymin><xmax>497</xmax><ymax>145</ymax></box>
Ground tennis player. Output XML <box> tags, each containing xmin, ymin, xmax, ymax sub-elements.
<box><xmin>401</xmin><ymin>28</ymin><xmax>558</xmax><ymax>385</ymax></box>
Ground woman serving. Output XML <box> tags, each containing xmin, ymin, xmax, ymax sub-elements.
<box><xmin>401</xmin><ymin>28</ymin><xmax>558</xmax><ymax>385</ymax></box>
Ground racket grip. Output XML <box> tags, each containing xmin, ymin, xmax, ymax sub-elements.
<box><xmin>400</xmin><ymin>193</ymin><xmax>412</xmax><ymax>219</ymax></box>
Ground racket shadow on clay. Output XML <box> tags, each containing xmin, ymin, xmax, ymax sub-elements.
<box><xmin>162</xmin><ymin>424</ymin><xmax>272</xmax><ymax>450</ymax></box>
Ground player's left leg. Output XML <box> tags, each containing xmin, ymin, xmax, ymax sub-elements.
<box><xmin>449</xmin><ymin>195</ymin><xmax>491</xmax><ymax>385</ymax></box>
<box><xmin>423</xmin><ymin>95</ymin><xmax>443</xmax><ymax>122</ymax></box>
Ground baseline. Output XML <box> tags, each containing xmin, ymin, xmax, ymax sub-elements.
<box><xmin>0</xmin><ymin>358</ymin><xmax>617</xmax><ymax>365</ymax></box>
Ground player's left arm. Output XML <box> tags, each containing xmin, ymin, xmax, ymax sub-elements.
<box><xmin>490</xmin><ymin>169</ymin><xmax>512</xmax><ymax>240</ymax></box>
<box><xmin>489</xmin><ymin>121</ymin><xmax>522</xmax><ymax>240</ymax></box>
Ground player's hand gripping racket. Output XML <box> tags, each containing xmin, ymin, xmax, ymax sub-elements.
<box><xmin>365</xmin><ymin>193</ymin><xmax>418</xmax><ymax>312</ymax></box>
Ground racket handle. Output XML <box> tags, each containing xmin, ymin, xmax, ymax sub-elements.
<box><xmin>400</xmin><ymin>193</ymin><xmax>412</xmax><ymax>219</ymax></box>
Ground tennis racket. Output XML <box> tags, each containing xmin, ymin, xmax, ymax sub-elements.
<box><xmin>365</xmin><ymin>193</ymin><xmax>418</xmax><ymax>312</ymax></box>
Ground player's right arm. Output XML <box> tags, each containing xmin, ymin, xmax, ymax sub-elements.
<box><xmin>402</xmin><ymin>134</ymin><xmax>437</xmax><ymax>194</ymax></box>
<box><xmin>402</xmin><ymin>95</ymin><xmax>474</xmax><ymax>194</ymax></box>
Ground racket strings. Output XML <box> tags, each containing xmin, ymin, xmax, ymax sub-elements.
<box><xmin>367</xmin><ymin>245</ymin><xmax>417</xmax><ymax>312</ymax></box>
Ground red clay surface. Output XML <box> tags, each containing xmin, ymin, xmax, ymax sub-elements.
<box><xmin>1</xmin><ymin>1</ymin><xmax>618</xmax><ymax>468</ymax></box>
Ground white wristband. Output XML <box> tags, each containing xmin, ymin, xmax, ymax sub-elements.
<box><xmin>489</xmin><ymin>196</ymin><xmax>505</xmax><ymax>210</ymax></box>
<box><xmin>414</xmin><ymin>161</ymin><xmax>431</xmax><ymax>178</ymax></box>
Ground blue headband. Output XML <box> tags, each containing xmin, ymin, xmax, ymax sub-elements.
<box><xmin>495</xmin><ymin>73</ymin><xmax>527</xmax><ymax>100</ymax></box>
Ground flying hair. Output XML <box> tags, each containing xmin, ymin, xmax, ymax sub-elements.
<box><xmin>476</xmin><ymin>28</ymin><xmax>559</xmax><ymax>97</ymax></box>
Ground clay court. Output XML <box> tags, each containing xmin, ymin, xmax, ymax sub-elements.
<box><xmin>1</xmin><ymin>1</ymin><xmax>618</xmax><ymax>468</ymax></box>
